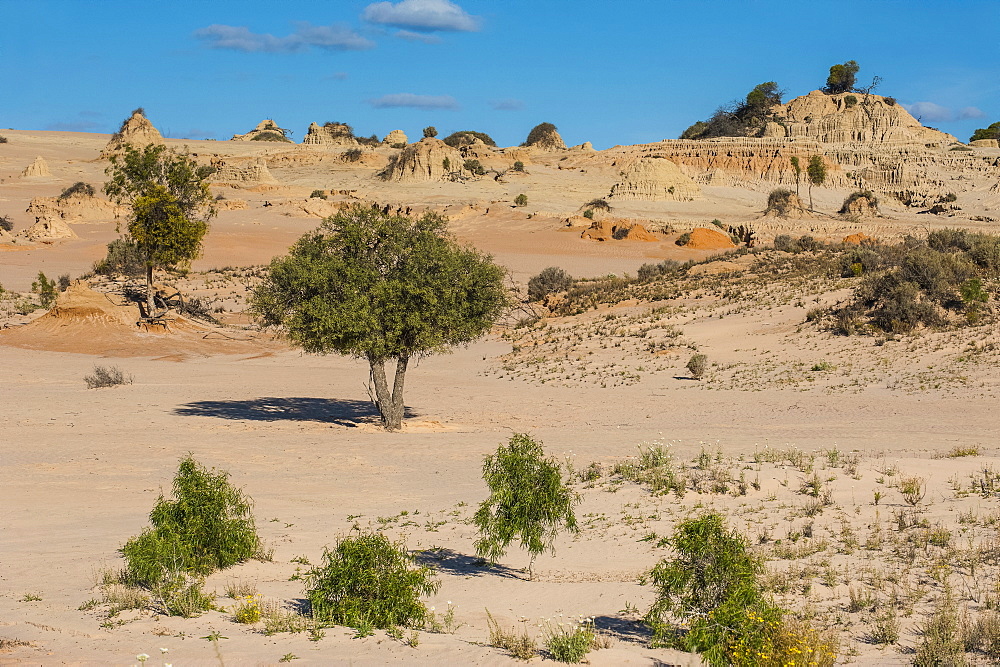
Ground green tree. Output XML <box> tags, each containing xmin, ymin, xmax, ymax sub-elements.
<box><xmin>474</xmin><ymin>433</ymin><xmax>579</xmax><ymax>579</ymax></box>
<box><xmin>789</xmin><ymin>156</ymin><xmax>802</xmax><ymax>198</ymax></box>
<box><xmin>422</xmin><ymin>126</ymin><xmax>438</xmax><ymax>138</ymax></box>
<box><xmin>103</xmin><ymin>144</ymin><xmax>215</xmax><ymax>315</ymax></box>
<box><xmin>824</xmin><ymin>60</ymin><xmax>860</xmax><ymax>94</ymax></box>
<box><xmin>523</xmin><ymin>122</ymin><xmax>559</xmax><ymax>146</ymax></box>
<box><xmin>249</xmin><ymin>205</ymin><xmax>508</xmax><ymax>431</ymax></box>
<box><xmin>970</xmin><ymin>121</ymin><xmax>1000</xmax><ymax>143</ymax></box>
<box><xmin>806</xmin><ymin>155</ymin><xmax>827</xmax><ymax>210</ymax></box>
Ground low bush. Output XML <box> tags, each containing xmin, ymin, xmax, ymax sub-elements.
<box><xmin>582</xmin><ymin>209</ymin><xmax>594</xmax><ymax>219</ymax></box>
<box><xmin>528</xmin><ymin>267</ymin><xmax>572</xmax><ymax>301</ymax></box>
<box><xmin>120</xmin><ymin>455</ymin><xmax>261</xmax><ymax>586</ymax></box>
<box><xmin>583</xmin><ymin>198</ymin><xmax>611</xmax><ymax>211</ymax></box>
<box><xmin>59</xmin><ymin>182</ymin><xmax>95</xmax><ymax>199</ymax></box>
<box><xmin>84</xmin><ymin>365</ymin><xmax>133</xmax><ymax>389</ymax></box>
<box><xmin>637</xmin><ymin>259</ymin><xmax>682</xmax><ymax>282</ymax></box>
<box><xmin>0</xmin><ymin>135</ymin><xmax>7</xmax><ymax>143</ymax></box>
<box><xmin>512</xmin><ymin>160</ymin><xmax>525</xmax><ymax>172</ymax></box>
<box><xmin>843</xmin><ymin>94</ymin><xmax>858</xmax><ymax>108</ymax></box>
<box><xmin>309</xmin><ymin>189</ymin><xmax>328</xmax><ymax>199</ymax></box>
<box><xmin>463</xmin><ymin>159</ymin><xmax>486</xmax><ymax>176</ymax></box>
<box><xmin>686</xmin><ymin>353</ymin><xmax>708</xmax><ymax>379</ymax></box>
<box><xmin>766</xmin><ymin>188</ymin><xmax>797</xmax><ymax>216</ymax></box>
<box><xmin>343</xmin><ymin>147</ymin><xmax>363</xmax><ymax>162</ymax></box>
<box><xmin>250</xmin><ymin>130</ymin><xmax>290</xmax><ymax>142</ymax></box>
<box><xmin>643</xmin><ymin>514</ymin><xmax>836</xmax><ymax>666</ymax></box>
<box><xmin>514</xmin><ymin>194</ymin><xmax>528</xmax><ymax>207</ymax></box>
<box><xmin>486</xmin><ymin>609</ymin><xmax>537</xmax><ymax>660</ymax></box>
<box><xmin>443</xmin><ymin>130</ymin><xmax>496</xmax><ymax>147</ymax></box>
<box><xmin>422</xmin><ymin>126</ymin><xmax>438</xmax><ymax>138</ymax></box>
<box><xmin>542</xmin><ymin>616</ymin><xmax>599</xmax><ymax>663</ymax></box>
<box><xmin>675</xmin><ymin>232</ymin><xmax>692</xmax><ymax>246</ymax></box>
<box><xmin>93</xmin><ymin>237</ymin><xmax>145</xmax><ymax>277</ymax></box>
<box><xmin>0</xmin><ymin>215</ymin><xmax>12</xmax><ymax>232</ymax></box>
<box><xmin>305</xmin><ymin>532</ymin><xmax>439</xmax><ymax>629</ymax></box>
<box><xmin>839</xmin><ymin>190</ymin><xmax>878</xmax><ymax>214</ymax></box>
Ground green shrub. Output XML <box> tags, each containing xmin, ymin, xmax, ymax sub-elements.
<box><xmin>463</xmin><ymin>159</ymin><xmax>486</xmax><ymax>176</ymax></box>
<box><xmin>474</xmin><ymin>433</ymin><xmax>579</xmax><ymax>579</ymax></box>
<box><xmin>583</xmin><ymin>198</ymin><xmax>611</xmax><ymax>211</ymax></box>
<box><xmin>512</xmin><ymin>160</ymin><xmax>525</xmax><ymax>172</ymax></box>
<box><xmin>0</xmin><ymin>215</ymin><xmax>12</xmax><ymax>232</ymax></box>
<box><xmin>675</xmin><ymin>232</ymin><xmax>692</xmax><ymax>246</ymax></box>
<box><xmin>824</xmin><ymin>60</ymin><xmax>859</xmax><ymax>94</ymax></box>
<box><xmin>514</xmin><ymin>194</ymin><xmax>528</xmax><ymax>207</ymax></box>
<box><xmin>773</xmin><ymin>234</ymin><xmax>796</xmax><ymax>252</ymax></box>
<box><xmin>843</xmin><ymin>95</ymin><xmax>858</xmax><ymax>108</ymax></box>
<box><xmin>309</xmin><ymin>190</ymin><xmax>328</xmax><ymax>200</ymax></box>
<box><xmin>153</xmin><ymin>572</ymin><xmax>214</xmax><ymax>617</ymax></box>
<box><xmin>523</xmin><ymin>122</ymin><xmax>559</xmax><ymax>147</ymax></box>
<box><xmin>528</xmin><ymin>267</ymin><xmax>572</xmax><ymax>301</ymax></box>
<box><xmin>686</xmin><ymin>353</ymin><xmax>708</xmax><ymax>379</ymax></box>
<box><xmin>0</xmin><ymin>135</ymin><xmax>7</xmax><ymax>143</ymax></box>
<box><xmin>443</xmin><ymin>130</ymin><xmax>496</xmax><ymax>147</ymax></box>
<box><xmin>31</xmin><ymin>272</ymin><xmax>57</xmax><ymax>308</ymax></box>
<box><xmin>442</xmin><ymin>157</ymin><xmax>451</xmax><ymax>172</ymax></box>
<box><xmin>884</xmin><ymin>97</ymin><xmax>897</xmax><ymax>106</ymax></box>
<box><xmin>121</xmin><ymin>455</ymin><xmax>261</xmax><ymax>586</ymax></box>
<box><xmin>391</xmin><ymin>142</ymin><xmax>406</xmax><ymax>149</ymax></box>
<box><xmin>92</xmin><ymin>237</ymin><xmax>146</xmax><ymax>278</ymax></box>
<box><xmin>304</xmin><ymin>532</ymin><xmax>439</xmax><ymax>629</ymax></box>
<box><xmin>343</xmin><ymin>148</ymin><xmax>363</xmax><ymax>162</ymax></box>
<box><xmin>58</xmin><ymin>181</ymin><xmax>95</xmax><ymax>199</ymax></box>
<box><xmin>542</xmin><ymin>617</ymin><xmax>598</xmax><ymax>663</ymax></box>
<box><xmin>582</xmin><ymin>209</ymin><xmax>594</xmax><ymax>219</ymax></box>
<box><xmin>422</xmin><ymin>126</ymin><xmax>438</xmax><ymax>138</ymax></box>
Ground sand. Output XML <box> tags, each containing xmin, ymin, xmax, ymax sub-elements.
<box><xmin>2</xmin><ymin>127</ymin><xmax>1000</xmax><ymax>665</ymax></box>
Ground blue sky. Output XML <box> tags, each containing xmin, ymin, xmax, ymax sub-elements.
<box><xmin>3</xmin><ymin>0</ymin><xmax>998</xmax><ymax>148</ymax></box>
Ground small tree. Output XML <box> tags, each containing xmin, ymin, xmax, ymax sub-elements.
<box><xmin>970</xmin><ymin>121</ymin><xmax>1000</xmax><ymax>143</ymax></box>
<box><xmin>104</xmin><ymin>144</ymin><xmax>216</xmax><ymax>315</ymax></box>
<box><xmin>250</xmin><ymin>205</ymin><xmax>508</xmax><ymax>431</ymax></box>
<box><xmin>686</xmin><ymin>353</ymin><xmax>708</xmax><ymax>379</ymax></box>
<box><xmin>422</xmin><ymin>126</ymin><xmax>438</xmax><ymax>138</ymax></box>
<box><xmin>514</xmin><ymin>193</ymin><xmax>528</xmax><ymax>207</ymax></box>
<box><xmin>789</xmin><ymin>156</ymin><xmax>802</xmax><ymax>198</ymax></box>
<box><xmin>305</xmin><ymin>532</ymin><xmax>439</xmax><ymax>630</ymax></box>
<box><xmin>806</xmin><ymin>155</ymin><xmax>827</xmax><ymax>210</ymax></box>
<box><xmin>474</xmin><ymin>434</ymin><xmax>579</xmax><ymax>579</ymax></box>
<box><xmin>824</xmin><ymin>60</ymin><xmax>860</xmax><ymax>94</ymax></box>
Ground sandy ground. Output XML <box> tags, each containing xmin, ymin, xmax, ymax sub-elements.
<box><xmin>2</xmin><ymin>128</ymin><xmax>1000</xmax><ymax>665</ymax></box>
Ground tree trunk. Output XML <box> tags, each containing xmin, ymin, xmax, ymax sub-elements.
<box><xmin>368</xmin><ymin>355</ymin><xmax>409</xmax><ymax>431</ymax></box>
<box><xmin>808</xmin><ymin>183</ymin><xmax>814</xmax><ymax>211</ymax></box>
<box><xmin>146</xmin><ymin>264</ymin><xmax>155</xmax><ymax>316</ymax></box>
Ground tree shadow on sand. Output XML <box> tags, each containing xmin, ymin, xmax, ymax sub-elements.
<box><xmin>592</xmin><ymin>614</ymin><xmax>653</xmax><ymax>644</ymax></box>
<box><xmin>173</xmin><ymin>397</ymin><xmax>417</xmax><ymax>427</ymax></box>
<box><xmin>413</xmin><ymin>547</ymin><xmax>524</xmax><ymax>580</ymax></box>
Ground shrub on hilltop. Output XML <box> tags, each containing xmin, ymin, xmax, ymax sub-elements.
<box><xmin>443</xmin><ymin>130</ymin><xmax>496</xmax><ymax>148</ymax></box>
<box><xmin>680</xmin><ymin>81</ymin><xmax>783</xmax><ymax>139</ymax></box>
<box><xmin>970</xmin><ymin>121</ymin><xmax>1000</xmax><ymax>143</ymax></box>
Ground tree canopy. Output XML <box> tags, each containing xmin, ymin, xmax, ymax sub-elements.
<box><xmin>442</xmin><ymin>130</ymin><xmax>496</xmax><ymax>147</ymax></box>
<box><xmin>249</xmin><ymin>205</ymin><xmax>509</xmax><ymax>430</ymax></box>
<box><xmin>103</xmin><ymin>144</ymin><xmax>215</xmax><ymax>314</ymax></box>
<box><xmin>680</xmin><ymin>81</ymin><xmax>783</xmax><ymax>140</ymax></box>
<box><xmin>970</xmin><ymin>121</ymin><xmax>1000</xmax><ymax>143</ymax></box>
<box><xmin>523</xmin><ymin>122</ymin><xmax>559</xmax><ymax>146</ymax></box>
<box><xmin>824</xmin><ymin>60</ymin><xmax>860</xmax><ymax>94</ymax></box>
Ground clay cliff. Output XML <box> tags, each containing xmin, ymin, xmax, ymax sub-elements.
<box><xmin>302</xmin><ymin>122</ymin><xmax>359</xmax><ymax>147</ymax></box>
<box><xmin>100</xmin><ymin>109</ymin><xmax>164</xmax><ymax>157</ymax></box>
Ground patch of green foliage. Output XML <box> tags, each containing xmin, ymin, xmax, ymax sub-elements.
<box><xmin>680</xmin><ymin>82</ymin><xmax>783</xmax><ymax>139</ymax></box>
<box><xmin>305</xmin><ymin>532</ymin><xmax>439</xmax><ymax>630</ymax></box>
<box><xmin>527</xmin><ymin>266</ymin><xmax>572</xmax><ymax>301</ymax></box>
<box><xmin>970</xmin><ymin>121</ymin><xmax>1000</xmax><ymax>143</ymax></box>
<box><xmin>824</xmin><ymin>60</ymin><xmax>860</xmax><ymax>94</ymax></box>
<box><xmin>121</xmin><ymin>455</ymin><xmax>261</xmax><ymax>586</ymax></box>
<box><xmin>442</xmin><ymin>130</ymin><xmax>496</xmax><ymax>147</ymax></box>
<box><xmin>474</xmin><ymin>434</ymin><xmax>579</xmax><ymax>579</ymax></box>
<box><xmin>523</xmin><ymin>122</ymin><xmax>559</xmax><ymax>146</ymax></box>
<box><xmin>31</xmin><ymin>271</ymin><xmax>57</xmax><ymax>308</ymax></box>
<box><xmin>58</xmin><ymin>181</ymin><xmax>95</xmax><ymax>199</ymax></box>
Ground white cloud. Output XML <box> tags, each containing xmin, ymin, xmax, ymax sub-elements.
<box><xmin>958</xmin><ymin>106</ymin><xmax>986</xmax><ymax>120</ymax></box>
<box><xmin>368</xmin><ymin>93</ymin><xmax>459</xmax><ymax>110</ymax></box>
<box><xmin>194</xmin><ymin>23</ymin><xmax>374</xmax><ymax>53</ymax></box>
<box><xmin>395</xmin><ymin>29</ymin><xmax>442</xmax><ymax>43</ymax></box>
<box><xmin>362</xmin><ymin>0</ymin><xmax>480</xmax><ymax>32</ymax></box>
<box><xmin>490</xmin><ymin>98</ymin><xmax>524</xmax><ymax>111</ymax></box>
<box><xmin>902</xmin><ymin>101</ymin><xmax>953</xmax><ymax>122</ymax></box>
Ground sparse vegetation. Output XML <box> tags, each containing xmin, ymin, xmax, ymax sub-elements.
<box><xmin>824</xmin><ymin>60</ymin><xmax>860</xmax><ymax>94</ymax></box>
<box><xmin>84</xmin><ymin>365</ymin><xmax>133</xmax><ymax>389</ymax></box>
<box><xmin>970</xmin><ymin>121</ymin><xmax>1000</xmax><ymax>143</ymax></box>
<box><xmin>31</xmin><ymin>271</ymin><xmax>57</xmax><ymax>308</ymax></box>
<box><xmin>514</xmin><ymin>193</ymin><xmax>528</xmax><ymax>207</ymax></box>
<box><xmin>806</xmin><ymin>155</ymin><xmax>827</xmax><ymax>210</ymax></box>
<box><xmin>686</xmin><ymin>353</ymin><xmax>708</xmax><ymax>379</ymax></box>
<box><xmin>463</xmin><ymin>159</ymin><xmax>486</xmax><ymax>176</ymax></box>
<box><xmin>839</xmin><ymin>190</ymin><xmax>878</xmax><ymax>215</ymax></box>
<box><xmin>309</xmin><ymin>190</ymin><xmax>327</xmax><ymax>199</ymax></box>
<box><xmin>93</xmin><ymin>237</ymin><xmax>145</xmax><ymax>277</ymax></box>
<box><xmin>512</xmin><ymin>160</ymin><xmax>525</xmax><ymax>172</ymax></box>
<box><xmin>343</xmin><ymin>147</ymin><xmax>363</xmax><ymax>162</ymax></box>
<box><xmin>680</xmin><ymin>81</ymin><xmax>783</xmax><ymax>139</ymax></box>
<box><xmin>0</xmin><ymin>215</ymin><xmax>13</xmax><ymax>232</ymax></box>
<box><xmin>58</xmin><ymin>182</ymin><xmax>95</xmax><ymax>199</ymax></box>
<box><xmin>422</xmin><ymin>126</ymin><xmax>438</xmax><ymax>138</ymax></box>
